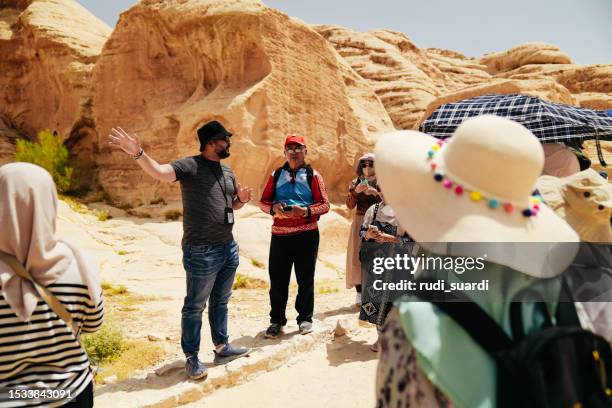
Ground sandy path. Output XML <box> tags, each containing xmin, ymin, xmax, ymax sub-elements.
<box><xmin>183</xmin><ymin>329</ymin><xmax>379</xmax><ymax>408</ymax></box>
<box><xmin>54</xmin><ymin>199</ymin><xmax>381</xmax><ymax>406</ymax></box>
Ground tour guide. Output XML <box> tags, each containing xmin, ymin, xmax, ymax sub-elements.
<box><xmin>108</xmin><ymin>121</ymin><xmax>252</xmax><ymax>380</ymax></box>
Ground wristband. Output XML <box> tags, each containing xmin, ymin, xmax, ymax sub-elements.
<box><xmin>133</xmin><ymin>147</ymin><xmax>144</xmax><ymax>160</ymax></box>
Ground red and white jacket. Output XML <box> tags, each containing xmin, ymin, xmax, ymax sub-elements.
<box><xmin>259</xmin><ymin>166</ymin><xmax>330</xmax><ymax>236</ymax></box>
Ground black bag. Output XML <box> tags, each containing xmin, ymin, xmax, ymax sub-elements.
<box><xmin>358</xmin><ymin>203</ymin><xmax>381</xmax><ymax>263</ymax></box>
<box><xmin>430</xmin><ymin>287</ymin><xmax>612</xmax><ymax>408</ymax></box>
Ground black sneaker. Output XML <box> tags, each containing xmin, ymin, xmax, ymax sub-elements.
<box><xmin>264</xmin><ymin>323</ymin><xmax>283</xmax><ymax>339</ymax></box>
<box><xmin>298</xmin><ymin>321</ymin><xmax>313</xmax><ymax>335</ymax></box>
<box><xmin>185</xmin><ymin>353</ymin><xmax>208</xmax><ymax>380</ymax></box>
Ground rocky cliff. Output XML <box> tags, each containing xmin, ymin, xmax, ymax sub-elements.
<box><xmin>91</xmin><ymin>0</ymin><xmax>393</xmax><ymax>204</ymax></box>
<box><xmin>0</xmin><ymin>0</ymin><xmax>609</xmax><ymax>203</ymax></box>
<box><xmin>0</xmin><ymin>0</ymin><xmax>111</xmax><ymax>167</ymax></box>
<box><xmin>316</xmin><ymin>30</ymin><xmax>612</xmax><ymax>130</ymax></box>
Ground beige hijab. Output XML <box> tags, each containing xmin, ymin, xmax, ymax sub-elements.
<box><xmin>0</xmin><ymin>162</ymin><xmax>101</xmax><ymax>321</ymax></box>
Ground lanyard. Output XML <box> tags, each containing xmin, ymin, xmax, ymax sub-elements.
<box><xmin>206</xmin><ymin>161</ymin><xmax>229</xmax><ymax>206</ymax></box>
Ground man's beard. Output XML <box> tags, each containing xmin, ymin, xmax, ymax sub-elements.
<box><xmin>216</xmin><ymin>145</ymin><xmax>230</xmax><ymax>159</ymax></box>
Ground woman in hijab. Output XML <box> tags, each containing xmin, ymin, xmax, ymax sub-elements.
<box><xmin>346</xmin><ymin>153</ymin><xmax>381</xmax><ymax>306</ymax></box>
<box><xmin>0</xmin><ymin>163</ymin><xmax>104</xmax><ymax>407</ymax></box>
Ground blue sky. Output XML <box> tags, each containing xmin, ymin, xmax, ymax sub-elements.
<box><xmin>77</xmin><ymin>0</ymin><xmax>611</xmax><ymax>65</ymax></box>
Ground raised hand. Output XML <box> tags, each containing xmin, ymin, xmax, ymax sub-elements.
<box><xmin>236</xmin><ymin>183</ymin><xmax>253</xmax><ymax>203</ymax></box>
<box><xmin>108</xmin><ymin>127</ymin><xmax>141</xmax><ymax>156</ymax></box>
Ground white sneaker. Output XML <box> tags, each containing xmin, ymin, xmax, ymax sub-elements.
<box><xmin>355</xmin><ymin>292</ymin><xmax>362</xmax><ymax>306</ymax></box>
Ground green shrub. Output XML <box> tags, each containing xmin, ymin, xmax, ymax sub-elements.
<box><xmin>97</xmin><ymin>210</ymin><xmax>111</xmax><ymax>221</ymax></box>
<box><xmin>82</xmin><ymin>323</ymin><xmax>124</xmax><ymax>365</ymax></box>
<box><xmin>164</xmin><ymin>210</ymin><xmax>181</xmax><ymax>220</ymax></box>
<box><xmin>15</xmin><ymin>130</ymin><xmax>73</xmax><ymax>193</ymax></box>
<box><xmin>101</xmin><ymin>282</ymin><xmax>128</xmax><ymax>296</ymax></box>
<box><xmin>233</xmin><ymin>273</ymin><xmax>267</xmax><ymax>290</ymax></box>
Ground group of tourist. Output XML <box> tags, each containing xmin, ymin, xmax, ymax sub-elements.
<box><xmin>0</xmin><ymin>115</ymin><xmax>609</xmax><ymax>407</ymax></box>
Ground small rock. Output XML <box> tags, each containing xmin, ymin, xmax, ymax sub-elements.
<box><xmin>147</xmin><ymin>333</ymin><xmax>162</xmax><ymax>342</ymax></box>
<box><xmin>155</xmin><ymin>360</ymin><xmax>185</xmax><ymax>376</ymax></box>
<box><xmin>103</xmin><ymin>375</ymin><xmax>118</xmax><ymax>385</ymax></box>
<box><xmin>334</xmin><ymin>320</ymin><xmax>347</xmax><ymax>337</ymax></box>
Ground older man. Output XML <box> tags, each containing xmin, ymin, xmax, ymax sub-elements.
<box><xmin>259</xmin><ymin>135</ymin><xmax>330</xmax><ymax>338</ymax></box>
<box><xmin>108</xmin><ymin>121</ymin><xmax>252</xmax><ymax>380</ymax></box>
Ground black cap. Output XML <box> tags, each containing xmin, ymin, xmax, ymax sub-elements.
<box><xmin>197</xmin><ymin>121</ymin><xmax>232</xmax><ymax>151</ymax></box>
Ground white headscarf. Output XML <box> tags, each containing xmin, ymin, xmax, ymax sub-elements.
<box><xmin>0</xmin><ymin>163</ymin><xmax>101</xmax><ymax>321</ymax></box>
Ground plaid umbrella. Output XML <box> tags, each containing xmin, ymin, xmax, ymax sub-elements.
<box><xmin>419</xmin><ymin>93</ymin><xmax>611</xmax><ymax>165</ymax></box>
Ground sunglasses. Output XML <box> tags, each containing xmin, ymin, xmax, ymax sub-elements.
<box><xmin>360</xmin><ymin>161</ymin><xmax>374</xmax><ymax>168</ymax></box>
<box><xmin>286</xmin><ymin>147</ymin><xmax>305</xmax><ymax>154</ymax></box>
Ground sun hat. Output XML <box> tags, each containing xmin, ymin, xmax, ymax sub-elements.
<box><xmin>536</xmin><ymin>169</ymin><xmax>612</xmax><ymax>243</ymax></box>
<box><xmin>374</xmin><ymin>115</ymin><xmax>579</xmax><ymax>277</ymax></box>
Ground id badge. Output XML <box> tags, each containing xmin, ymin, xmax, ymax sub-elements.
<box><xmin>225</xmin><ymin>207</ymin><xmax>234</xmax><ymax>224</ymax></box>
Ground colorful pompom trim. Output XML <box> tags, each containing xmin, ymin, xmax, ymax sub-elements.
<box><xmin>427</xmin><ymin>140</ymin><xmax>541</xmax><ymax>217</ymax></box>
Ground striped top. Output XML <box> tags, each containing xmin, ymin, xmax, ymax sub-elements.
<box><xmin>0</xmin><ymin>259</ymin><xmax>104</xmax><ymax>407</ymax></box>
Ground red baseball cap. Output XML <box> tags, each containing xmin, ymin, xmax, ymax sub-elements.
<box><xmin>284</xmin><ymin>134</ymin><xmax>306</xmax><ymax>147</ymax></box>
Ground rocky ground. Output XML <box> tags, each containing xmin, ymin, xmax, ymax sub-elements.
<box><xmin>56</xmin><ymin>199</ymin><xmax>379</xmax><ymax>407</ymax></box>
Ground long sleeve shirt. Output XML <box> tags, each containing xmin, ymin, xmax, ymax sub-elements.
<box><xmin>259</xmin><ymin>165</ymin><xmax>330</xmax><ymax>236</ymax></box>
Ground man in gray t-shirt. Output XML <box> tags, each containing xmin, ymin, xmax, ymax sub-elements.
<box><xmin>108</xmin><ymin>121</ymin><xmax>252</xmax><ymax>380</ymax></box>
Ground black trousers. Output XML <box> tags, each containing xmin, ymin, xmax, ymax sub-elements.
<box><xmin>268</xmin><ymin>229</ymin><xmax>320</xmax><ymax>325</ymax></box>
<box><xmin>63</xmin><ymin>380</ymin><xmax>93</xmax><ymax>407</ymax></box>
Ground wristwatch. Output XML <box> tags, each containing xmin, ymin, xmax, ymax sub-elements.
<box><xmin>133</xmin><ymin>147</ymin><xmax>144</xmax><ymax>160</ymax></box>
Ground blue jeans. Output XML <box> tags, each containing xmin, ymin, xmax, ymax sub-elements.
<box><xmin>181</xmin><ymin>241</ymin><xmax>239</xmax><ymax>355</ymax></box>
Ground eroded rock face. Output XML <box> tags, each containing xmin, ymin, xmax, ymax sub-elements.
<box><xmin>2</xmin><ymin>0</ymin><xmax>609</xmax><ymax>203</ymax></box>
<box><xmin>314</xmin><ymin>25</ymin><xmax>450</xmax><ymax>130</ymax></box>
<box><xmin>320</xmin><ymin>30</ymin><xmax>611</xmax><ymax>130</ymax></box>
<box><xmin>479</xmin><ymin>42</ymin><xmax>572</xmax><ymax>74</ymax></box>
<box><xmin>92</xmin><ymin>0</ymin><xmax>393</xmax><ymax>205</ymax></box>
<box><xmin>0</xmin><ymin>0</ymin><xmax>111</xmax><ymax>167</ymax></box>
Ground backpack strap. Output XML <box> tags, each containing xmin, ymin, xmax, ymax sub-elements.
<box><xmin>555</xmin><ymin>277</ymin><xmax>582</xmax><ymax>327</ymax></box>
<box><xmin>271</xmin><ymin>163</ymin><xmax>314</xmax><ymax>200</ymax></box>
<box><xmin>429</xmin><ymin>299</ymin><xmax>513</xmax><ymax>355</ymax></box>
<box><xmin>372</xmin><ymin>202</ymin><xmax>380</xmax><ymax>221</ymax></box>
<box><xmin>415</xmin><ymin>280</ymin><xmax>513</xmax><ymax>355</ymax></box>
<box><xmin>305</xmin><ymin>165</ymin><xmax>313</xmax><ymax>188</ymax></box>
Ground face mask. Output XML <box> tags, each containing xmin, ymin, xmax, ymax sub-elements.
<box><xmin>363</xmin><ymin>167</ymin><xmax>375</xmax><ymax>177</ymax></box>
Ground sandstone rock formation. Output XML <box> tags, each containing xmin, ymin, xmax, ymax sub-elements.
<box><xmin>0</xmin><ymin>0</ymin><xmax>111</xmax><ymax>168</ymax></box>
<box><xmin>314</xmin><ymin>25</ymin><xmax>455</xmax><ymax>129</ymax></box>
<box><xmin>319</xmin><ymin>32</ymin><xmax>611</xmax><ymax>130</ymax></box>
<box><xmin>1</xmin><ymin>0</ymin><xmax>609</xmax><ymax>203</ymax></box>
<box><xmin>479</xmin><ymin>42</ymin><xmax>573</xmax><ymax>74</ymax></box>
<box><xmin>91</xmin><ymin>0</ymin><xmax>393</xmax><ymax>205</ymax></box>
